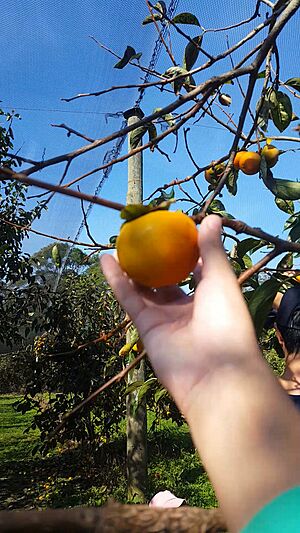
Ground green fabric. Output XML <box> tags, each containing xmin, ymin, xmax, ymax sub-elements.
<box><xmin>241</xmin><ymin>486</ymin><xmax>300</xmax><ymax>532</ymax></box>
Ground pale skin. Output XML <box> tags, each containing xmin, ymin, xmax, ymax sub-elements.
<box><xmin>276</xmin><ymin>328</ymin><xmax>300</xmax><ymax>395</ymax></box>
<box><xmin>101</xmin><ymin>215</ymin><xmax>300</xmax><ymax>532</ymax></box>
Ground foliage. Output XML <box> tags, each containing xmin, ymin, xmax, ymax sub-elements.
<box><xmin>1</xmin><ymin>397</ymin><xmax>216</xmax><ymax>511</ymax></box>
<box><xmin>15</xmin><ymin>270</ymin><xmax>127</xmax><ymax>455</ymax></box>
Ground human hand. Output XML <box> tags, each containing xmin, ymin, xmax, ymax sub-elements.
<box><xmin>101</xmin><ymin>215</ymin><xmax>258</xmax><ymax>416</ymax></box>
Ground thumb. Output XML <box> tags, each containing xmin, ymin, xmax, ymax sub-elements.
<box><xmin>198</xmin><ymin>215</ymin><xmax>234</xmax><ymax>281</ymax></box>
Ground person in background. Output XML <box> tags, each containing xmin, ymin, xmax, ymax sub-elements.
<box><xmin>275</xmin><ymin>286</ymin><xmax>300</xmax><ymax>408</ymax></box>
<box><xmin>102</xmin><ymin>215</ymin><xmax>300</xmax><ymax>532</ymax></box>
<box><xmin>149</xmin><ymin>490</ymin><xmax>185</xmax><ymax>508</ymax></box>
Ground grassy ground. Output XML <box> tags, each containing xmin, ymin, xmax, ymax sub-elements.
<box><xmin>0</xmin><ymin>394</ymin><xmax>217</xmax><ymax>510</ymax></box>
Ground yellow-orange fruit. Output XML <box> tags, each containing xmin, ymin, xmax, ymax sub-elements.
<box><xmin>116</xmin><ymin>210</ymin><xmax>199</xmax><ymax>288</ymax></box>
<box><xmin>261</xmin><ymin>144</ymin><xmax>280</xmax><ymax>168</ymax></box>
<box><xmin>234</xmin><ymin>151</ymin><xmax>261</xmax><ymax>175</ymax></box>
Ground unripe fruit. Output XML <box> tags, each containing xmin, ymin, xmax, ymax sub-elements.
<box><xmin>260</xmin><ymin>144</ymin><xmax>280</xmax><ymax>168</ymax></box>
<box><xmin>204</xmin><ymin>163</ymin><xmax>226</xmax><ymax>184</ymax></box>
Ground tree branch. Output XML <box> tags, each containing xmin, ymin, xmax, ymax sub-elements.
<box><xmin>0</xmin><ymin>167</ymin><xmax>126</xmax><ymax>212</ymax></box>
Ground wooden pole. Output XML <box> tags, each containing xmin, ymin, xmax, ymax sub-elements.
<box><xmin>123</xmin><ymin>107</ymin><xmax>148</xmax><ymax>502</ymax></box>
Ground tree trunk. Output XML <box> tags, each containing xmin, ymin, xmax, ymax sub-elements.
<box><xmin>123</xmin><ymin>107</ymin><xmax>148</xmax><ymax>502</ymax></box>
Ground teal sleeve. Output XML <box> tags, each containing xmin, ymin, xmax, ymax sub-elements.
<box><xmin>241</xmin><ymin>486</ymin><xmax>300</xmax><ymax>533</ymax></box>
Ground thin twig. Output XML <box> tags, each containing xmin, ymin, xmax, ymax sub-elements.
<box><xmin>51</xmin><ymin>123</ymin><xmax>95</xmax><ymax>142</ymax></box>
<box><xmin>79</xmin><ymin>189</ymin><xmax>99</xmax><ymax>246</ymax></box>
<box><xmin>0</xmin><ymin>216</ymin><xmax>109</xmax><ymax>249</ymax></box>
<box><xmin>146</xmin><ymin>0</ymin><xmax>176</xmax><ymax>66</ymax></box>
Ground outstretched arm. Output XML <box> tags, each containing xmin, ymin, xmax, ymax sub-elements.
<box><xmin>101</xmin><ymin>215</ymin><xmax>300</xmax><ymax>532</ymax></box>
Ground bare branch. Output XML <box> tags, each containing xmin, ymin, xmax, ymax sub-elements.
<box><xmin>51</xmin><ymin>123</ymin><xmax>95</xmax><ymax>142</ymax></box>
<box><xmin>0</xmin><ymin>167</ymin><xmax>126</xmax><ymax>212</ymax></box>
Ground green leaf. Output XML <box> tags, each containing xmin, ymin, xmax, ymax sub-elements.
<box><xmin>285</xmin><ymin>78</ymin><xmax>300</xmax><ymax>93</ymax></box>
<box><xmin>277</xmin><ymin>253</ymin><xmax>293</xmax><ymax>271</ymax></box>
<box><xmin>51</xmin><ymin>245</ymin><xmax>61</xmax><ymax>268</ymax></box>
<box><xmin>120</xmin><ymin>204</ymin><xmax>152</xmax><ymax>221</ymax></box>
<box><xmin>257</xmin><ymin>70</ymin><xmax>266</xmax><ymax>79</ymax></box>
<box><xmin>172</xmin><ymin>12</ymin><xmax>200</xmax><ymax>26</ymax></box>
<box><xmin>153</xmin><ymin>108</ymin><xmax>176</xmax><ymax>128</ymax></box>
<box><xmin>207</xmin><ymin>199</ymin><xmax>226</xmax><ymax>213</ymax></box>
<box><xmin>121</xmin><ymin>201</ymin><xmax>173</xmax><ymax>221</ymax></box>
<box><xmin>289</xmin><ymin>220</ymin><xmax>300</xmax><ymax>242</ymax></box>
<box><xmin>130</xmin><ymin>126</ymin><xmax>147</xmax><ymax>149</ymax></box>
<box><xmin>142</xmin><ymin>12</ymin><xmax>161</xmax><ymax>25</ymax></box>
<box><xmin>163</xmin><ymin>66</ymin><xmax>189</xmax><ymax>95</ymax></box>
<box><xmin>256</xmin><ymin>94</ymin><xmax>270</xmax><ymax>132</ymax></box>
<box><xmin>184</xmin><ymin>75</ymin><xmax>196</xmax><ymax>92</ymax></box>
<box><xmin>109</xmin><ymin>235</ymin><xmax>117</xmax><ymax>244</ymax></box>
<box><xmin>226</xmin><ymin>169</ymin><xmax>238</xmax><ymax>196</ymax></box>
<box><xmin>114</xmin><ymin>46</ymin><xmax>141</xmax><ymax>69</ymax></box>
<box><xmin>261</xmin><ymin>167</ymin><xmax>300</xmax><ymax>201</ymax></box>
<box><xmin>148</xmin><ymin>122</ymin><xmax>157</xmax><ymax>146</ymax></box>
<box><xmin>269</xmin><ymin>90</ymin><xmax>293</xmax><ymax>132</ymax></box>
<box><xmin>154</xmin><ymin>387</ymin><xmax>168</xmax><ymax>402</ymax></box>
<box><xmin>183</xmin><ymin>35</ymin><xmax>203</xmax><ymax>71</ymax></box>
<box><xmin>275</xmin><ymin>197</ymin><xmax>294</xmax><ymax>214</ymax></box>
<box><xmin>162</xmin><ymin>187</ymin><xmax>175</xmax><ymax>200</ymax></box>
<box><xmin>237</xmin><ymin>238</ymin><xmax>265</xmax><ymax>258</ymax></box>
<box><xmin>142</xmin><ymin>1</ymin><xmax>166</xmax><ymax>25</ymax></box>
<box><xmin>125</xmin><ymin>380</ymin><xmax>144</xmax><ymax>395</ymax></box>
<box><xmin>284</xmin><ymin>212</ymin><xmax>299</xmax><ymax>231</ymax></box>
<box><xmin>248</xmin><ymin>278</ymin><xmax>282</xmax><ymax>338</ymax></box>
<box><xmin>137</xmin><ymin>377</ymin><xmax>157</xmax><ymax>404</ymax></box>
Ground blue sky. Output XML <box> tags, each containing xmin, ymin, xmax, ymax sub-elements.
<box><xmin>1</xmin><ymin>0</ymin><xmax>300</xmax><ymax>261</ymax></box>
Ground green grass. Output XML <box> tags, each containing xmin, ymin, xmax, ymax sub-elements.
<box><xmin>0</xmin><ymin>394</ymin><xmax>39</xmax><ymax>462</ymax></box>
<box><xmin>0</xmin><ymin>394</ymin><xmax>217</xmax><ymax>510</ymax></box>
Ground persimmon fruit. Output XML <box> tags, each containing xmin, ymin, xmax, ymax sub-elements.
<box><xmin>116</xmin><ymin>210</ymin><xmax>199</xmax><ymax>288</ymax></box>
<box><xmin>233</xmin><ymin>151</ymin><xmax>261</xmax><ymax>175</ymax></box>
<box><xmin>260</xmin><ymin>144</ymin><xmax>280</xmax><ymax>168</ymax></box>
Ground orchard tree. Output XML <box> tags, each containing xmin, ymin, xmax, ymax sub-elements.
<box><xmin>2</xmin><ymin>0</ymin><xmax>300</xmax><ymax>529</ymax></box>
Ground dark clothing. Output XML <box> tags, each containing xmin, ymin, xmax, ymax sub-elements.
<box><xmin>289</xmin><ymin>395</ymin><xmax>300</xmax><ymax>410</ymax></box>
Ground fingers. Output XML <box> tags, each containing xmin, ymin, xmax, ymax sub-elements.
<box><xmin>198</xmin><ymin>215</ymin><xmax>235</xmax><ymax>283</ymax></box>
<box><xmin>100</xmin><ymin>254</ymin><xmax>146</xmax><ymax>322</ymax></box>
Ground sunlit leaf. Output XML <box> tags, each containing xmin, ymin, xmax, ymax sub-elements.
<box><xmin>51</xmin><ymin>245</ymin><xmax>61</xmax><ymax>268</ymax></box>
<box><xmin>130</xmin><ymin>126</ymin><xmax>147</xmax><ymax>149</ymax></box>
<box><xmin>163</xmin><ymin>66</ymin><xmax>189</xmax><ymax>95</ymax></box>
<box><xmin>275</xmin><ymin>197</ymin><xmax>294</xmax><ymax>214</ymax></box>
<box><xmin>285</xmin><ymin>77</ymin><xmax>300</xmax><ymax>93</ymax></box>
<box><xmin>142</xmin><ymin>1</ymin><xmax>166</xmax><ymax>25</ymax></box>
<box><xmin>261</xmin><ymin>167</ymin><xmax>300</xmax><ymax>201</ymax></box>
<box><xmin>269</xmin><ymin>90</ymin><xmax>293</xmax><ymax>132</ymax></box>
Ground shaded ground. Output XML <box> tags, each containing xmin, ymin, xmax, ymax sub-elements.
<box><xmin>0</xmin><ymin>395</ymin><xmax>217</xmax><ymax>510</ymax></box>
